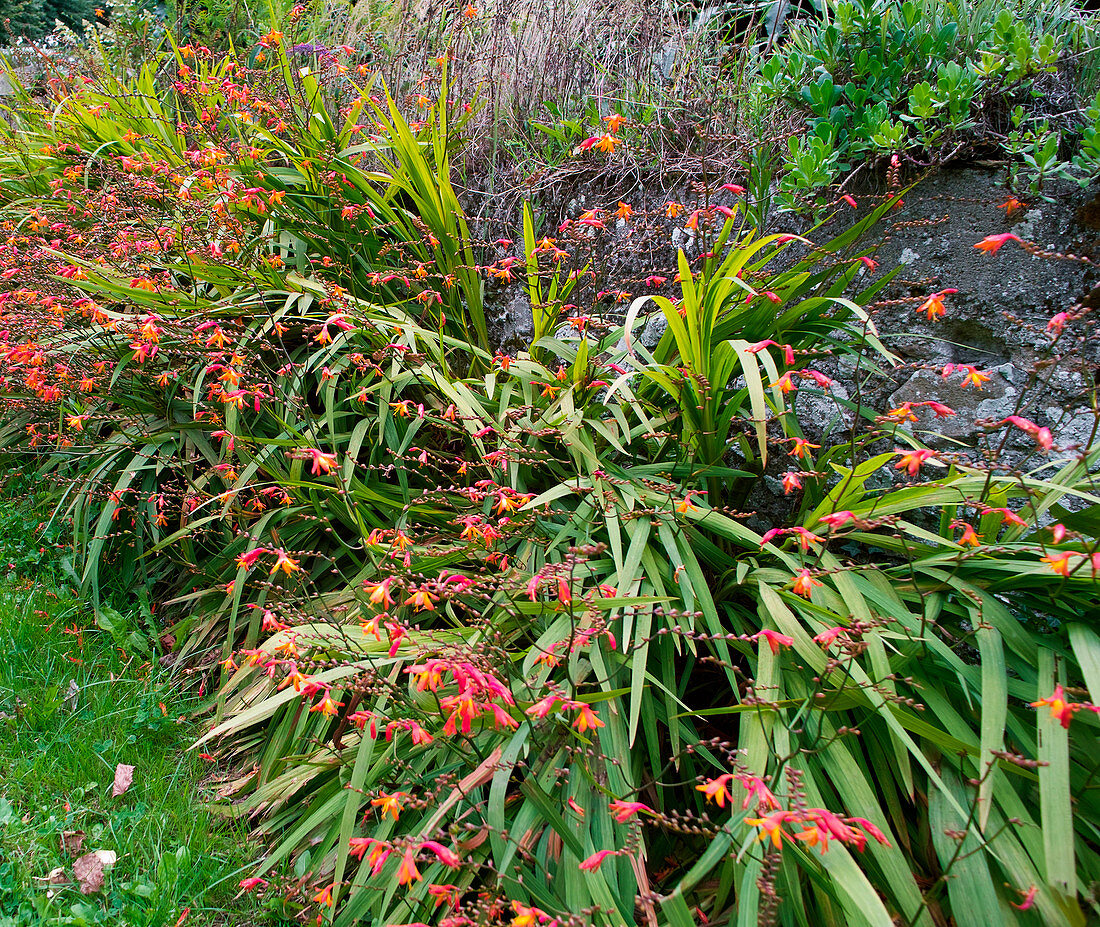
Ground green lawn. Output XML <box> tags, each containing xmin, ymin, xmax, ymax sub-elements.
<box><xmin>0</xmin><ymin>575</ymin><xmax>289</xmax><ymax>926</ymax></box>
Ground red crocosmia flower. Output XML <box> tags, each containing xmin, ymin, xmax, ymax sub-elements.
<box><xmin>759</xmin><ymin>528</ymin><xmax>784</xmax><ymax>547</ymax></box>
<box><xmin>782</xmin><ymin>472</ymin><xmax>802</xmax><ymax>495</ymax></box>
<box><xmin>353</xmin><ymin>711</ymin><xmax>378</xmax><ymax>738</ymax></box>
<box><xmin>579</xmin><ymin>849</ymin><xmax>614</xmax><ymax>871</ymax></box>
<box><xmin>847</xmin><ymin>816</ymin><xmax>891</xmax><ymax>848</ymax></box>
<box><xmin>817</xmin><ymin>510</ymin><xmax>855</xmax><ymax>530</ymax></box>
<box><xmin>419</xmin><ymin>840</ymin><xmax>460</xmax><ymax>867</ymax></box>
<box><xmin>526</xmin><ymin>694</ymin><xmax>563</xmax><ymax>718</ymax></box>
<box><xmin>239</xmin><ymin>877</ymin><xmax>267</xmax><ymax>892</ymax></box>
<box><xmin>556</xmin><ymin>578</ymin><xmax>572</xmax><ymax>605</ymax></box>
<box><xmin>348</xmin><ymin>837</ymin><xmax>378</xmax><ymax>859</ymax></box>
<box><xmin>1003</xmin><ymin>415</ymin><xmax>1054</xmax><ymax>451</ymax></box>
<box><xmin>746</xmin><ymin>339</ymin><xmax>796</xmax><ymax>366</ymax></box>
<box><xmin>755</xmin><ymin>629</ymin><xmax>794</xmax><ymax>654</ymax></box>
<box><xmin>974</xmin><ymin>232</ymin><xmax>1022</xmax><ymax>253</ymax></box>
<box><xmin>609</xmin><ymin>799</ymin><xmax>652</xmax><ymax>822</ymax></box>
<box><xmin>721</xmin><ymin>182</ymin><xmax>746</xmax><ymax>195</ymax></box>
<box><xmin>736</xmin><ymin>774</ymin><xmax>780</xmax><ymax>810</ymax></box>
<box><xmin>814</xmin><ymin>626</ymin><xmax>845</xmax><ymax>647</ymax></box>
<box><xmin>926</xmin><ymin>401</ymin><xmax>956</xmax><ymax>418</ymax></box>
<box><xmin>842</xmin><ymin>194</ymin><xmax>857</xmax><ymax>208</ymax></box>
<box><xmin>1047</xmin><ymin>312</ymin><xmax>1068</xmax><ymax>335</ymax></box>
<box><xmin>235</xmin><ymin>547</ymin><xmax>266</xmax><ymax>570</ymax></box>
<box><xmin>1011</xmin><ymin>886</ymin><xmax>1039</xmax><ymax>911</ymax></box>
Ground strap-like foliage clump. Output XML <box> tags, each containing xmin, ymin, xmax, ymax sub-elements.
<box><xmin>0</xmin><ymin>31</ymin><xmax>1097</xmax><ymax>927</ymax></box>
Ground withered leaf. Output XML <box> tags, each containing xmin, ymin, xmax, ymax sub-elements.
<box><xmin>63</xmin><ymin>680</ymin><xmax>79</xmax><ymax>712</ymax></box>
<box><xmin>73</xmin><ymin>851</ymin><xmax>104</xmax><ymax>894</ymax></box>
<box><xmin>60</xmin><ymin>830</ymin><xmax>85</xmax><ymax>856</ymax></box>
<box><xmin>112</xmin><ymin>763</ymin><xmax>135</xmax><ymax>797</ymax></box>
<box><xmin>33</xmin><ymin>866</ymin><xmax>69</xmax><ymax>886</ymax></box>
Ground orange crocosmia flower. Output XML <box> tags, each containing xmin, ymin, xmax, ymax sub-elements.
<box><xmin>270</xmin><ymin>548</ymin><xmax>300</xmax><ymax>574</ymax></box>
<box><xmin>696</xmin><ymin>773</ymin><xmax>733</xmax><ymax>807</ymax></box>
<box><xmin>428</xmin><ymin>883</ymin><xmax>459</xmax><ymax>907</ymax></box>
<box><xmin>916</xmin><ymin>289</ymin><xmax>955</xmax><ymax>321</ymax></box>
<box><xmin>572</xmin><ymin>703</ymin><xmax>604</xmax><ymax>733</ymax></box>
<box><xmin>959</xmin><ymin>365</ymin><xmax>991</xmax><ymax>389</ymax></box>
<box><xmin>676</xmin><ymin>490</ymin><xmax>703</xmax><ymax>514</ymax></box>
<box><xmin>894</xmin><ymin>448</ymin><xmax>935</xmax><ymax>477</ymax></box>
<box><xmin>364</xmin><ymin>578</ymin><xmax>395</xmax><ymax>609</ymax></box>
<box><xmin>956</xmin><ymin>523</ymin><xmax>980</xmax><ymax>547</ymax></box>
<box><xmin>404</xmin><ymin>585</ymin><xmax>438</xmax><ymax>612</ymax></box>
<box><xmin>512</xmin><ymin>902</ymin><xmax>549</xmax><ymax>927</ymax></box>
<box><xmin>665</xmin><ymin>201</ymin><xmax>684</xmax><ymax>218</ymax></box>
<box><xmin>746</xmin><ymin>811</ymin><xmax>794</xmax><ymax>848</ymax></box>
<box><xmin>782</xmin><ymin>472</ymin><xmax>802</xmax><ymax>495</ymax></box>
<box><xmin>396</xmin><ymin>848</ymin><xmax>422</xmax><ymax>885</ymax></box>
<box><xmin>771</xmin><ymin>372</ymin><xmax>796</xmax><ymax>394</ymax></box>
<box><xmin>313</xmin><ymin>883</ymin><xmax>333</xmax><ymax>906</ymax></box>
<box><xmin>614</xmin><ymin>201</ymin><xmax>632</xmax><ymax>220</ymax></box>
<box><xmin>604</xmin><ymin>113</ymin><xmax>627</xmax><ymax>133</ymax></box>
<box><xmin>371</xmin><ymin>791</ymin><xmax>406</xmax><ymax>821</ymax></box>
<box><xmin>306</xmin><ymin>448</ymin><xmax>337</xmax><ymax>475</ymax></box>
<box><xmin>998</xmin><ymin>197</ymin><xmax>1025</xmax><ymax>217</ymax></box>
<box><xmin>309</xmin><ymin>694</ymin><xmax>343</xmax><ymax>717</ymax></box>
<box><xmin>792</xmin><ymin>569</ymin><xmax>821</xmax><ymax>598</ymax></box>
<box><xmin>1040</xmin><ymin>552</ymin><xmax>1074</xmax><ymax>577</ymax></box>
<box><xmin>1031</xmin><ymin>684</ymin><xmax>1078</xmax><ymax>728</ymax></box>
<box><xmin>794</xmin><ymin>822</ymin><xmax>833</xmax><ymax>852</ymax></box>
<box><xmin>788</xmin><ymin>438</ymin><xmax>820</xmax><ymax>459</ymax></box>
